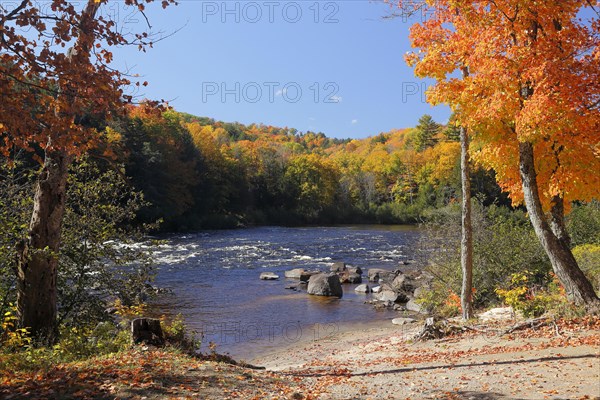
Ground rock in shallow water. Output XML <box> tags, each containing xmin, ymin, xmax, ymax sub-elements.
<box><xmin>346</xmin><ymin>266</ymin><xmax>363</xmax><ymax>275</ymax></box>
<box><xmin>300</xmin><ymin>271</ymin><xmax>320</xmax><ymax>282</ymax></box>
<box><xmin>368</xmin><ymin>268</ymin><xmax>399</xmax><ymax>283</ymax></box>
<box><xmin>354</xmin><ymin>284</ymin><xmax>370</xmax><ymax>293</ymax></box>
<box><xmin>260</xmin><ymin>272</ymin><xmax>279</xmax><ymax>280</ymax></box>
<box><xmin>284</xmin><ymin>268</ymin><xmax>305</xmax><ymax>279</ymax></box>
<box><xmin>307</xmin><ymin>273</ymin><xmax>343</xmax><ymax>298</ymax></box>
<box><xmin>339</xmin><ymin>271</ymin><xmax>362</xmax><ymax>284</ymax></box>
<box><xmin>330</xmin><ymin>262</ymin><xmax>346</xmax><ymax>273</ymax></box>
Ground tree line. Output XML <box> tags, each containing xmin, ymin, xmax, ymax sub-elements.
<box><xmin>104</xmin><ymin>107</ymin><xmax>505</xmax><ymax>230</ymax></box>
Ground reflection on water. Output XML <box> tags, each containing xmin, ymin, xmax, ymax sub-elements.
<box><xmin>151</xmin><ymin>225</ymin><xmax>422</xmax><ymax>359</ymax></box>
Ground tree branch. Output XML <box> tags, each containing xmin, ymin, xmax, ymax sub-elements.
<box><xmin>1</xmin><ymin>0</ymin><xmax>29</xmax><ymax>22</ymax></box>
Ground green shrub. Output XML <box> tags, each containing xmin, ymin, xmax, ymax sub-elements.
<box><xmin>415</xmin><ymin>283</ymin><xmax>461</xmax><ymax>318</ymax></box>
<box><xmin>161</xmin><ymin>314</ymin><xmax>202</xmax><ymax>354</ymax></box>
<box><xmin>0</xmin><ymin>320</ymin><xmax>131</xmax><ymax>371</ymax></box>
<box><xmin>417</xmin><ymin>203</ymin><xmax>551</xmax><ymax>312</ymax></box>
<box><xmin>567</xmin><ymin>201</ymin><xmax>600</xmax><ymax>246</ymax></box>
<box><xmin>572</xmin><ymin>244</ymin><xmax>600</xmax><ymax>293</ymax></box>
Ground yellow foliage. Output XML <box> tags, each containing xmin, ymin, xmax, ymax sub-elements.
<box><xmin>1</xmin><ymin>304</ymin><xmax>31</xmax><ymax>348</ymax></box>
<box><xmin>427</xmin><ymin>142</ymin><xmax>460</xmax><ymax>186</ymax></box>
<box><xmin>496</xmin><ymin>272</ymin><xmax>568</xmax><ymax>318</ymax></box>
<box><xmin>112</xmin><ymin>299</ymin><xmax>147</xmax><ymax>320</ymax></box>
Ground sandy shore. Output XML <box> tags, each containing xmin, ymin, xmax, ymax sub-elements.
<box><xmin>251</xmin><ymin>316</ymin><xmax>600</xmax><ymax>399</ymax></box>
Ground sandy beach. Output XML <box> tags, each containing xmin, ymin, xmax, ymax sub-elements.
<box><xmin>251</xmin><ymin>316</ymin><xmax>600</xmax><ymax>399</ymax></box>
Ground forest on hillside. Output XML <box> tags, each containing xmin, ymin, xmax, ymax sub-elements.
<box><xmin>3</xmin><ymin>107</ymin><xmax>507</xmax><ymax>231</ymax></box>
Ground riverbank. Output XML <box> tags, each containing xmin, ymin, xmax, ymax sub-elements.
<box><xmin>2</xmin><ymin>316</ymin><xmax>598</xmax><ymax>399</ymax></box>
<box><xmin>251</xmin><ymin>315</ymin><xmax>600</xmax><ymax>399</ymax></box>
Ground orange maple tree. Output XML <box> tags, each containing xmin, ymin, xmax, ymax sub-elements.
<box><xmin>0</xmin><ymin>0</ymin><xmax>174</xmax><ymax>341</ymax></box>
<box><xmin>401</xmin><ymin>0</ymin><xmax>600</xmax><ymax>307</ymax></box>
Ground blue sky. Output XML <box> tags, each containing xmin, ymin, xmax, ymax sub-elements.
<box><xmin>111</xmin><ymin>1</ymin><xmax>450</xmax><ymax>139</ymax></box>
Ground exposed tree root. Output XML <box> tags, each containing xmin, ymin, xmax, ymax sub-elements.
<box><xmin>502</xmin><ymin>317</ymin><xmax>550</xmax><ymax>335</ymax></box>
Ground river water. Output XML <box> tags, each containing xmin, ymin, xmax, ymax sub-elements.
<box><xmin>151</xmin><ymin>225</ymin><xmax>422</xmax><ymax>360</ymax></box>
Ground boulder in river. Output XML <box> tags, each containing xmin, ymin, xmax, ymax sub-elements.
<box><xmin>372</xmin><ymin>285</ymin><xmax>382</xmax><ymax>293</ymax></box>
<box><xmin>330</xmin><ymin>262</ymin><xmax>346</xmax><ymax>273</ymax></box>
<box><xmin>368</xmin><ymin>268</ymin><xmax>399</xmax><ymax>283</ymax></box>
<box><xmin>284</xmin><ymin>268</ymin><xmax>305</xmax><ymax>279</ymax></box>
<box><xmin>307</xmin><ymin>273</ymin><xmax>343</xmax><ymax>298</ymax></box>
<box><xmin>260</xmin><ymin>272</ymin><xmax>279</xmax><ymax>280</ymax></box>
<box><xmin>300</xmin><ymin>270</ymin><xmax>321</xmax><ymax>282</ymax></box>
<box><xmin>339</xmin><ymin>271</ymin><xmax>362</xmax><ymax>284</ymax></box>
<box><xmin>390</xmin><ymin>274</ymin><xmax>416</xmax><ymax>300</ymax></box>
<box><xmin>354</xmin><ymin>284</ymin><xmax>370</xmax><ymax>293</ymax></box>
<box><xmin>367</xmin><ymin>268</ymin><xmax>386</xmax><ymax>282</ymax></box>
<box><xmin>391</xmin><ymin>274</ymin><xmax>406</xmax><ymax>290</ymax></box>
<box><xmin>346</xmin><ymin>266</ymin><xmax>363</xmax><ymax>275</ymax></box>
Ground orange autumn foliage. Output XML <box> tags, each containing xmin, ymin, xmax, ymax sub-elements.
<box><xmin>0</xmin><ymin>0</ymin><xmax>175</xmax><ymax>159</ymax></box>
<box><xmin>404</xmin><ymin>0</ymin><xmax>600</xmax><ymax>212</ymax></box>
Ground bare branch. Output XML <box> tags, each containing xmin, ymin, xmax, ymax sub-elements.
<box><xmin>585</xmin><ymin>0</ymin><xmax>600</xmax><ymax>17</ymax></box>
<box><xmin>0</xmin><ymin>0</ymin><xmax>29</xmax><ymax>22</ymax></box>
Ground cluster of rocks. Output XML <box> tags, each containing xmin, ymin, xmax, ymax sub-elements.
<box><xmin>259</xmin><ymin>262</ymin><xmax>362</xmax><ymax>298</ymax></box>
<box><xmin>283</xmin><ymin>265</ymin><xmax>349</xmax><ymax>298</ymax></box>
<box><xmin>362</xmin><ymin>268</ymin><xmax>433</xmax><ymax>313</ymax></box>
<box><xmin>259</xmin><ymin>262</ymin><xmax>432</xmax><ymax>311</ymax></box>
<box><xmin>330</xmin><ymin>262</ymin><xmax>363</xmax><ymax>284</ymax></box>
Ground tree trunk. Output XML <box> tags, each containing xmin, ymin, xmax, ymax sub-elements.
<box><xmin>459</xmin><ymin>66</ymin><xmax>474</xmax><ymax>320</ymax></box>
<box><xmin>15</xmin><ymin>0</ymin><xmax>101</xmax><ymax>343</ymax></box>
<box><xmin>549</xmin><ymin>194</ymin><xmax>571</xmax><ymax>248</ymax></box>
<box><xmin>460</xmin><ymin>125</ymin><xmax>474</xmax><ymax>320</ymax></box>
<box><xmin>518</xmin><ymin>141</ymin><xmax>599</xmax><ymax>308</ymax></box>
<box><xmin>16</xmin><ymin>149</ymin><xmax>71</xmax><ymax>343</ymax></box>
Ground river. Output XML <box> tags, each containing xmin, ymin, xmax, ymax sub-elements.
<box><xmin>151</xmin><ymin>225</ymin><xmax>423</xmax><ymax>360</ymax></box>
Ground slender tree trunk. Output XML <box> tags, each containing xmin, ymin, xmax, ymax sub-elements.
<box><xmin>459</xmin><ymin>65</ymin><xmax>473</xmax><ymax>320</ymax></box>
<box><xmin>460</xmin><ymin>125</ymin><xmax>474</xmax><ymax>320</ymax></box>
<box><xmin>518</xmin><ymin>141</ymin><xmax>599</xmax><ymax>308</ymax></box>
<box><xmin>16</xmin><ymin>148</ymin><xmax>71</xmax><ymax>343</ymax></box>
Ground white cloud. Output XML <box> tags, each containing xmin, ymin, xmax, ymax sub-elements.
<box><xmin>330</xmin><ymin>95</ymin><xmax>342</xmax><ymax>103</ymax></box>
<box><xmin>351</xmin><ymin>119</ymin><xmax>358</xmax><ymax>124</ymax></box>
<box><xmin>275</xmin><ymin>88</ymin><xmax>287</xmax><ymax>96</ymax></box>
